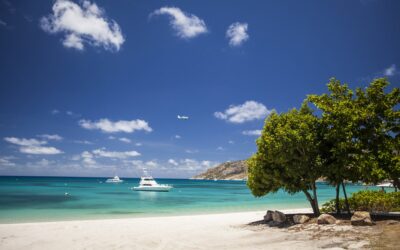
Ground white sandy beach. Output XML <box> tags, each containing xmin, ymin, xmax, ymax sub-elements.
<box><xmin>0</xmin><ymin>208</ymin><xmax>377</xmax><ymax>250</ymax></box>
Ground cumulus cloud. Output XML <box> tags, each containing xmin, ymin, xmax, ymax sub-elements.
<box><xmin>174</xmin><ymin>135</ymin><xmax>181</xmax><ymax>139</ymax></box>
<box><xmin>226</xmin><ymin>22</ymin><xmax>249</xmax><ymax>47</ymax></box>
<box><xmin>214</xmin><ymin>101</ymin><xmax>271</xmax><ymax>123</ymax></box>
<box><xmin>92</xmin><ymin>148</ymin><xmax>140</xmax><ymax>159</ymax></box>
<box><xmin>384</xmin><ymin>64</ymin><xmax>398</xmax><ymax>77</ymax></box>
<box><xmin>38</xmin><ymin>134</ymin><xmax>63</xmax><ymax>141</ymax></box>
<box><xmin>4</xmin><ymin>137</ymin><xmax>63</xmax><ymax>155</ymax></box>
<box><xmin>79</xmin><ymin>118</ymin><xmax>152</xmax><ymax>133</ymax></box>
<box><xmin>40</xmin><ymin>0</ymin><xmax>124</xmax><ymax>51</ymax></box>
<box><xmin>151</xmin><ymin>7</ymin><xmax>207</xmax><ymax>39</ymax></box>
<box><xmin>242</xmin><ymin>130</ymin><xmax>262</xmax><ymax>136</ymax></box>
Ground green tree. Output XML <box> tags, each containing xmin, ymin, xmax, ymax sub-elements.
<box><xmin>308</xmin><ymin>79</ymin><xmax>361</xmax><ymax>214</ymax></box>
<box><xmin>355</xmin><ymin>78</ymin><xmax>400</xmax><ymax>190</ymax></box>
<box><xmin>247</xmin><ymin>103</ymin><xmax>323</xmax><ymax>215</ymax></box>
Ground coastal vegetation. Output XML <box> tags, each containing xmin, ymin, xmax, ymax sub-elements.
<box><xmin>321</xmin><ymin>190</ymin><xmax>400</xmax><ymax>213</ymax></box>
<box><xmin>248</xmin><ymin>78</ymin><xmax>399</xmax><ymax>216</ymax></box>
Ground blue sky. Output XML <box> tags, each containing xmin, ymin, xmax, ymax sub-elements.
<box><xmin>0</xmin><ymin>0</ymin><xmax>399</xmax><ymax>178</ymax></box>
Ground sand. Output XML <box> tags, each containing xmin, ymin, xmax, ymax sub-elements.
<box><xmin>0</xmin><ymin>208</ymin><xmax>379</xmax><ymax>250</ymax></box>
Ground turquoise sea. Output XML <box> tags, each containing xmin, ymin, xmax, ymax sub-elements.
<box><xmin>0</xmin><ymin>176</ymin><xmax>375</xmax><ymax>223</ymax></box>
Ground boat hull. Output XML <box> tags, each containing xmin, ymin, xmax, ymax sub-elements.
<box><xmin>132</xmin><ymin>186</ymin><xmax>172</xmax><ymax>192</ymax></box>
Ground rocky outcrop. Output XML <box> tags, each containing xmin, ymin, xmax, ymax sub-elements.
<box><xmin>191</xmin><ymin>160</ymin><xmax>248</xmax><ymax>180</ymax></box>
<box><xmin>293</xmin><ymin>215</ymin><xmax>310</xmax><ymax>224</ymax></box>
<box><xmin>264</xmin><ymin>210</ymin><xmax>274</xmax><ymax>222</ymax></box>
<box><xmin>272</xmin><ymin>210</ymin><xmax>287</xmax><ymax>223</ymax></box>
<box><xmin>351</xmin><ymin>211</ymin><xmax>374</xmax><ymax>226</ymax></box>
<box><xmin>317</xmin><ymin>214</ymin><xmax>336</xmax><ymax>225</ymax></box>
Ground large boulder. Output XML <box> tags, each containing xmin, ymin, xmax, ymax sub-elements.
<box><xmin>317</xmin><ymin>214</ymin><xmax>336</xmax><ymax>224</ymax></box>
<box><xmin>351</xmin><ymin>211</ymin><xmax>374</xmax><ymax>226</ymax></box>
<box><xmin>272</xmin><ymin>210</ymin><xmax>287</xmax><ymax>223</ymax></box>
<box><xmin>293</xmin><ymin>214</ymin><xmax>310</xmax><ymax>224</ymax></box>
<box><xmin>264</xmin><ymin>210</ymin><xmax>274</xmax><ymax>222</ymax></box>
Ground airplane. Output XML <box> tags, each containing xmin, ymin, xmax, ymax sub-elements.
<box><xmin>177</xmin><ymin>115</ymin><xmax>189</xmax><ymax>120</ymax></box>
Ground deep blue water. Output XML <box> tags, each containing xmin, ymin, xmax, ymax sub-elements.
<box><xmin>0</xmin><ymin>176</ymin><xmax>375</xmax><ymax>223</ymax></box>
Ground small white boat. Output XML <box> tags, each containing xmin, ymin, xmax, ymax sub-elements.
<box><xmin>132</xmin><ymin>176</ymin><xmax>172</xmax><ymax>192</ymax></box>
<box><xmin>377</xmin><ymin>182</ymin><xmax>394</xmax><ymax>187</ymax></box>
<box><xmin>106</xmin><ymin>176</ymin><xmax>124</xmax><ymax>183</ymax></box>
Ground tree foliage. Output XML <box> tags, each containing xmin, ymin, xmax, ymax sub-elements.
<box><xmin>247</xmin><ymin>103</ymin><xmax>322</xmax><ymax>215</ymax></box>
<box><xmin>248</xmin><ymin>78</ymin><xmax>399</xmax><ymax>215</ymax></box>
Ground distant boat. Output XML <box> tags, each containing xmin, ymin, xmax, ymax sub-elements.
<box><xmin>106</xmin><ymin>176</ymin><xmax>123</xmax><ymax>183</ymax></box>
<box><xmin>376</xmin><ymin>182</ymin><xmax>394</xmax><ymax>188</ymax></box>
<box><xmin>132</xmin><ymin>176</ymin><xmax>172</xmax><ymax>192</ymax></box>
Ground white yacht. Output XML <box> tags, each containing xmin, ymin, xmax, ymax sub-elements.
<box><xmin>105</xmin><ymin>176</ymin><xmax>124</xmax><ymax>183</ymax></box>
<box><xmin>132</xmin><ymin>176</ymin><xmax>172</xmax><ymax>192</ymax></box>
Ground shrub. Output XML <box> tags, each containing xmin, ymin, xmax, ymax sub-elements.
<box><xmin>321</xmin><ymin>190</ymin><xmax>400</xmax><ymax>213</ymax></box>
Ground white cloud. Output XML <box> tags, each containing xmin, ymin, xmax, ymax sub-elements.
<box><xmin>151</xmin><ymin>7</ymin><xmax>207</xmax><ymax>39</ymax></box>
<box><xmin>36</xmin><ymin>159</ymin><xmax>55</xmax><ymax>167</ymax></box>
<box><xmin>4</xmin><ymin>137</ymin><xmax>46</xmax><ymax>146</ymax></box>
<box><xmin>0</xmin><ymin>157</ymin><xmax>15</xmax><ymax>167</ymax></box>
<box><xmin>79</xmin><ymin>118</ymin><xmax>152</xmax><ymax>133</ymax></box>
<box><xmin>118</xmin><ymin>137</ymin><xmax>131</xmax><ymax>143</ymax></box>
<box><xmin>174</xmin><ymin>135</ymin><xmax>181</xmax><ymax>139</ymax></box>
<box><xmin>226</xmin><ymin>22</ymin><xmax>249</xmax><ymax>47</ymax></box>
<box><xmin>92</xmin><ymin>148</ymin><xmax>140</xmax><ymax>159</ymax></box>
<box><xmin>176</xmin><ymin>159</ymin><xmax>217</xmax><ymax>172</ymax></box>
<box><xmin>185</xmin><ymin>149</ymin><xmax>198</xmax><ymax>154</ymax></box>
<box><xmin>4</xmin><ymin>137</ymin><xmax>63</xmax><ymax>155</ymax></box>
<box><xmin>145</xmin><ymin>161</ymin><xmax>158</xmax><ymax>168</ymax></box>
<box><xmin>228</xmin><ymin>140</ymin><xmax>234</xmax><ymax>144</ymax></box>
<box><xmin>168</xmin><ymin>159</ymin><xmax>178</xmax><ymax>166</ymax></box>
<box><xmin>38</xmin><ymin>134</ymin><xmax>63</xmax><ymax>141</ymax></box>
<box><xmin>19</xmin><ymin>146</ymin><xmax>63</xmax><ymax>155</ymax></box>
<box><xmin>217</xmin><ymin>146</ymin><xmax>225</xmax><ymax>151</ymax></box>
<box><xmin>135</xmin><ymin>143</ymin><xmax>142</xmax><ymax>147</ymax></box>
<box><xmin>81</xmin><ymin>151</ymin><xmax>96</xmax><ymax>166</ymax></box>
<box><xmin>242</xmin><ymin>130</ymin><xmax>262</xmax><ymax>136</ymax></box>
<box><xmin>214</xmin><ymin>101</ymin><xmax>271</xmax><ymax>123</ymax></box>
<box><xmin>40</xmin><ymin>0</ymin><xmax>124</xmax><ymax>51</ymax></box>
<box><xmin>384</xmin><ymin>64</ymin><xmax>397</xmax><ymax>77</ymax></box>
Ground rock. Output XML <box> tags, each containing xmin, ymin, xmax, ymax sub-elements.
<box><xmin>272</xmin><ymin>210</ymin><xmax>287</xmax><ymax>223</ymax></box>
<box><xmin>351</xmin><ymin>211</ymin><xmax>374</xmax><ymax>226</ymax></box>
<box><xmin>293</xmin><ymin>214</ymin><xmax>310</xmax><ymax>224</ymax></box>
<box><xmin>317</xmin><ymin>214</ymin><xmax>336</xmax><ymax>224</ymax></box>
<box><xmin>264</xmin><ymin>210</ymin><xmax>274</xmax><ymax>222</ymax></box>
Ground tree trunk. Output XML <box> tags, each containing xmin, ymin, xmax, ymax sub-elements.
<box><xmin>342</xmin><ymin>182</ymin><xmax>351</xmax><ymax>214</ymax></box>
<box><xmin>335</xmin><ymin>183</ymin><xmax>341</xmax><ymax>215</ymax></box>
<box><xmin>393</xmin><ymin>178</ymin><xmax>399</xmax><ymax>192</ymax></box>
<box><xmin>311</xmin><ymin>182</ymin><xmax>320</xmax><ymax>216</ymax></box>
<box><xmin>303</xmin><ymin>190</ymin><xmax>319</xmax><ymax>216</ymax></box>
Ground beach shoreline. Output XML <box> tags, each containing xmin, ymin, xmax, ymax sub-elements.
<box><xmin>0</xmin><ymin>208</ymin><xmax>382</xmax><ymax>250</ymax></box>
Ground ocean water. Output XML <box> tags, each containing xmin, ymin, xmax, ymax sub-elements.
<box><xmin>0</xmin><ymin>176</ymin><xmax>376</xmax><ymax>223</ymax></box>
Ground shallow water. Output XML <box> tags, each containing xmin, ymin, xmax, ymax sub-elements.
<box><xmin>0</xmin><ymin>176</ymin><xmax>376</xmax><ymax>223</ymax></box>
